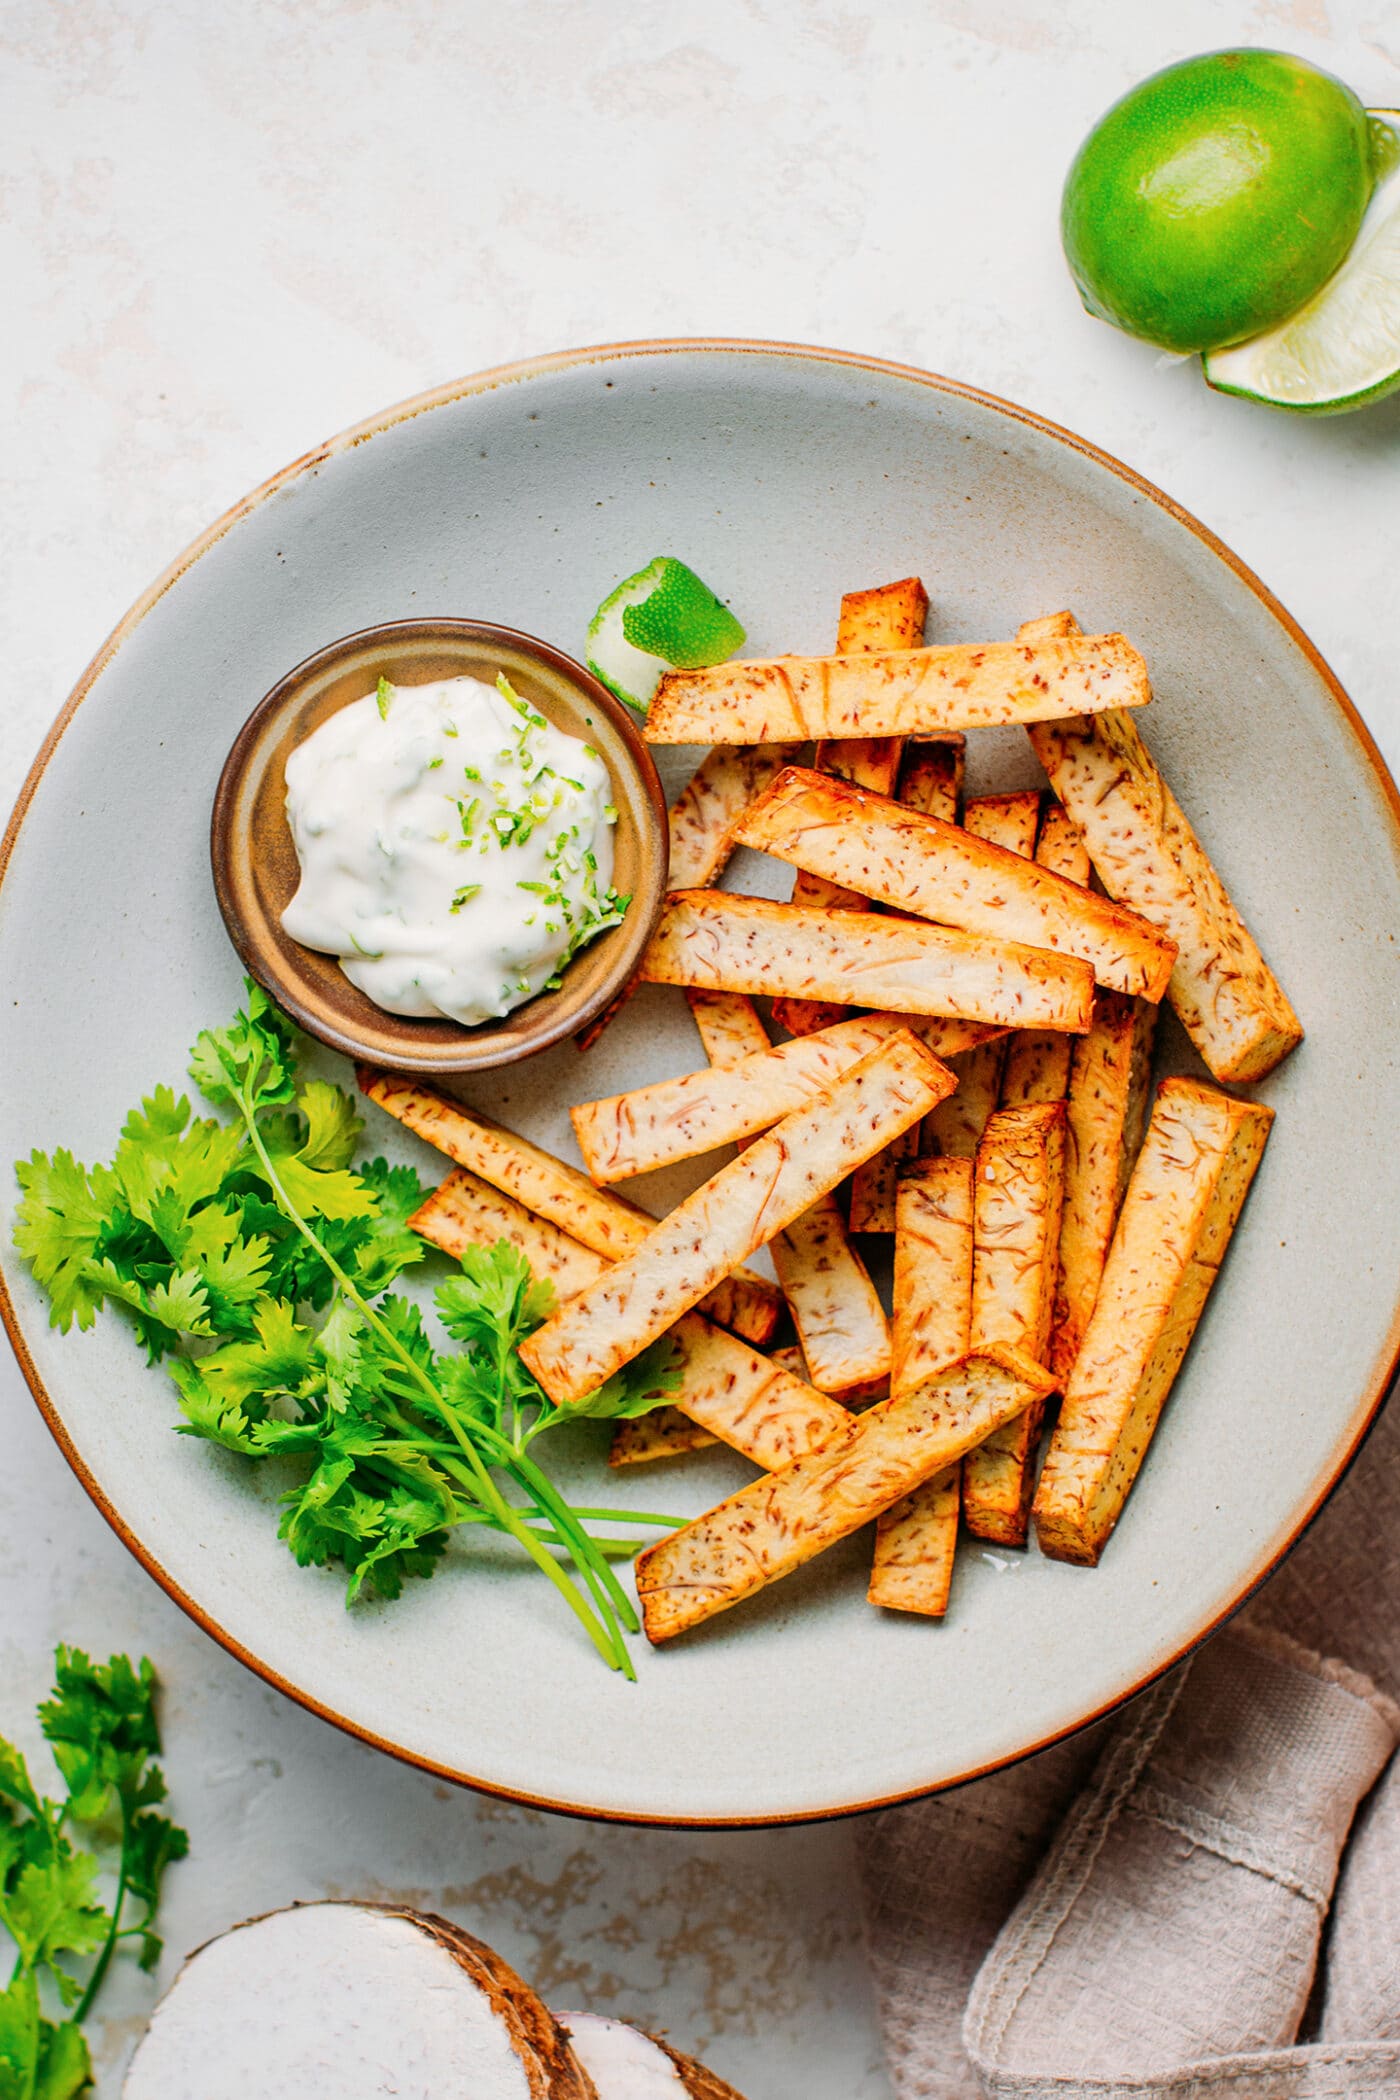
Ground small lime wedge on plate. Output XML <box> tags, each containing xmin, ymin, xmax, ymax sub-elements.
<box><xmin>587</xmin><ymin>556</ymin><xmax>744</xmax><ymax>713</ymax></box>
<box><xmin>1205</xmin><ymin>113</ymin><xmax>1400</xmax><ymax>413</ymax></box>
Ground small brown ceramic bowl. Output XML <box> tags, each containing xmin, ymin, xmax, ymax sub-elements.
<box><xmin>211</xmin><ymin>619</ymin><xmax>669</xmax><ymax>1073</ymax></box>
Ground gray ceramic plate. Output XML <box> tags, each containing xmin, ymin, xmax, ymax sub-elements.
<box><xmin>3</xmin><ymin>341</ymin><xmax>1398</xmax><ymax>1826</ymax></box>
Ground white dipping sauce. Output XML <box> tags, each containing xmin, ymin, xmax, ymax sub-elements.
<box><xmin>282</xmin><ymin>674</ymin><xmax>624</xmax><ymax>1027</ymax></box>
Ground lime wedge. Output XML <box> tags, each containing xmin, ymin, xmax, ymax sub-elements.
<box><xmin>1204</xmin><ymin>113</ymin><xmax>1400</xmax><ymax>413</ymax></box>
<box><xmin>587</xmin><ymin>557</ymin><xmax>745</xmax><ymax>713</ymax></box>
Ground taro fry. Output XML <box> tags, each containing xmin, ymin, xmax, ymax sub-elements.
<box><xmin>735</xmin><ymin>769</ymin><xmax>1175</xmax><ymax>1003</ymax></box>
<box><xmin>848</xmin><ymin>736</ymin><xmax>968</xmax><ymax>1229</ymax></box>
<box><xmin>570</xmin><ymin>1014</ymin><xmax>900</xmax><ymax>1184</ymax></box>
<box><xmin>640</xmin><ymin>891</ymin><xmax>1095</xmax><ymax>1033</ymax></box>
<box><xmin>962</xmin><ymin>1104</ymin><xmax>1067</xmax><ymax>1547</ymax></box>
<box><xmin>1034</xmin><ymin>1079</ymin><xmax>1273</xmax><ymax>1565</ymax></box>
<box><xmin>1000</xmin><ymin>800</ymin><xmax>1096</xmax><ymax>1110</ymax></box>
<box><xmin>637</xmin><ymin>1348</ymin><xmax>1057</xmax><ymax>1642</ymax></box>
<box><xmin>1050</xmin><ymin>991</ymin><xmax>1158</xmax><ymax>1382</ymax></box>
<box><xmin>645</xmin><ymin>633</ymin><xmax>1151</xmax><ymax>744</ymax></box>
<box><xmin>869</xmin><ymin>1158</ymin><xmax>976</xmax><ymax>1617</ymax></box>
<box><xmin>1021</xmin><ymin>611</ymin><xmax>1301</xmax><ymax>1084</ymax></box>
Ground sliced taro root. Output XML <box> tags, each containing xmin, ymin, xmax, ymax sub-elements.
<box><xmin>559</xmin><ymin>2011</ymin><xmax>748</xmax><ymax>2099</ymax></box>
<box><xmin>123</xmin><ymin>1902</ymin><xmax>594</xmax><ymax>2100</ymax></box>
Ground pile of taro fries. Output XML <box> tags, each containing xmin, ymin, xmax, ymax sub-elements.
<box><xmin>360</xmin><ymin>578</ymin><xmax>1301</xmax><ymax>1648</ymax></box>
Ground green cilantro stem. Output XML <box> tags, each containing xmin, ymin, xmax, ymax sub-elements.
<box><xmin>0</xmin><ymin>1649</ymin><xmax>187</xmax><ymax>2096</ymax></box>
<box><xmin>14</xmin><ymin>985</ymin><xmax>683</xmax><ymax>1677</ymax></box>
<box><xmin>231</xmin><ymin>1080</ymin><xmax>633</xmax><ymax>1675</ymax></box>
<box><xmin>72</xmin><ymin>1820</ymin><xmax>127</xmax><ymax>2025</ymax></box>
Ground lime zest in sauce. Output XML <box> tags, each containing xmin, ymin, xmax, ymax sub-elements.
<box><xmin>281</xmin><ymin>673</ymin><xmax>627</xmax><ymax>1027</ymax></box>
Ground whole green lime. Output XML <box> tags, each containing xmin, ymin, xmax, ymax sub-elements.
<box><xmin>1063</xmin><ymin>49</ymin><xmax>1376</xmax><ymax>352</ymax></box>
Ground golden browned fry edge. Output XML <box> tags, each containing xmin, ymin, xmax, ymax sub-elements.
<box><xmin>736</xmin><ymin>768</ymin><xmax>1177</xmax><ymax>1003</ymax></box>
<box><xmin>570</xmin><ymin>1014</ymin><xmax>899</xmax><ymax>1184</ymax></box>
<box><xmin>640</xmin><ymin>892</ymin><xmax>1096</xmax><ymax>1032</ymax></box>
<box><xmin>359</xmin><ymin>1066</ymin><xmax>781</xmax><ymax>1346</ymax></box>
<box><xmin>1050</xmin><ymin>990</ymin><xmax>1158</xmax><ymax>1383</ymax></box>
<box><xmin>1021</xmin><ymin>614</ymin><xmax>1301</xmax><ymax>1084</ymax></box>
<box><xmin>962</xmin><ymin>1103</ymin><xmax>1068</xmax><ymax>1546</ymax></box>
<box><xmin>869</xmin><ymin>1157</ymin><xmax>975</xmax><ymax>1615</ymax></box>
<box><xmin>637</xmin><ymin>1345</ymin><xmax>1060</xmax><ymax>1641</ymax></box>
<box><xmin>519</xmin><ymin>1032</ymin><xmax>954</xmax><ymax>1404</ymax></box>
<box><xmin>1033</xmin><ymin>1078</ymin><xmax>1274</xmax><ymax>1566</ymax></box>
<box><xmin>686</xmin><ymin>990</ymin><xmax>893</xmax><ymax>1396</ymax></box>
<box><xmin>645</xmin><ymin>633</ymin><xmax>1152</xmax><ymax>744</ymax></box>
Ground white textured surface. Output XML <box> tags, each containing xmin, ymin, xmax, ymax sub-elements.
<box><xmin>3</xmin><ymin>4</ymin><xmax>1399</xmax><ymax>2097</ymax></box>
<box><xmin>122</xmin><ymin>1905</ymin><xmax>534</xmax><ymax>2099</ymax></box>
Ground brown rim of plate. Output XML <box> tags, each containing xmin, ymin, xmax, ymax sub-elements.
<box><xmin>210</xmin><ymin>618</ymin><xmax>669</xmax><ymax>1074</ymax></box>
<box><xmin>3</xmin><ymin>337</ymin><xmax>1399</xmax><ymax>1830</ymax></box>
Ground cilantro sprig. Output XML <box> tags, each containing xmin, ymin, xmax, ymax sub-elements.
<box><xmin>14</xmin><ymin>985</ymin><xmax>681</xmax><ymax>1677</ymax></box>
<box><xmin>0</xmin><ymin>1648</ymin><xmax>187</xmax><ymax>2100</ymax></box>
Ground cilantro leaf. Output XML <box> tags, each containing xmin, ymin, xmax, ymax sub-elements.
<box><xmin>12</xmin><ymin>1152</ymin><xmax>118</xmax><ymax>1334</ymax></box>
<box><xmin>122</xmin><ymin>1811</ymin><xmax>189</xmax><ymax>1971</ymax></box>
<box><xmin>435</xmin><ymin>1241</ymin><xmax>555</xmax><ymax>1351</ymax></box>
<box><xmin>262</xmin><ymin>1144</ymin><xmax>378</xmax><ymax>1224</ymax></box>
<box><xmin>3</xmin><ymin>1852</ymin><xmax>108</xmax><ymax>1981</ymax></box>
<box><xmin>188</xmin><ymin>979</ymin><xmax>297</xmax><ymax>1113</ymax></box>
<box><xmin>316</xmin><ymin>1298</ymin><xmax>365</xmax><ymax>1412</ymax></box>
<box><xmin>83</xmin><ymin>1259</ymin><xmax>214</xmax><ymax>1360</ymax></box>
<box><xmin>32</xmin><ymin>2014</ymin><xmax>90</xmax><ymax>2100</ymax></box>
<box><xmin>0</xmin><ymin>1744</ymin><xmax>40</xmax><ymax>1823</ymax></box>
<box><xmin>340</xmin><ymin>1159</ymin><xmax>430</xmax><ymax>1296</ymax></box>
<box><xmin>0</xmin><ymin>1649</ymin><xmax>184</xmax><ymax>2087</ymax></box>
<box><xmin>0</xmin><ymin>1971</ymin><xmax>41</xmax><ymax>2100</ymax></box>
<box><xmin>296</xmin><ymin>1080</ymin><xmax>363</xmax><ymax>1170</ymax></box>
<box><xmin>38</xmin><ymin>1649</ymin><xmax>161</xmax><ymax>1821</ymax></box>
<box><xmin>566</xmin><ymin>1336</ymin><xmax>685</xmax><ymax>1421</ymax></box>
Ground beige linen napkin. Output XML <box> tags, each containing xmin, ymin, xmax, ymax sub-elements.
<box><xmin>858</xmin><ymin>1388</ymin><xmax>1400</xmax><ymax>2100</ymax></box>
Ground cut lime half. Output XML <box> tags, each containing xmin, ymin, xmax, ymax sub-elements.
<box><xmin>1204</xmin><ymin>113</ymin><xmax>1400</xmax><ymax>413</ymax></box>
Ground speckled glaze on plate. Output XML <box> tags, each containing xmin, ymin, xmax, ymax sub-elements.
<box><xmin>3</xmin><ymin>341</ymin><xmax>1398</xmax><ymax>1826</ymax></box>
